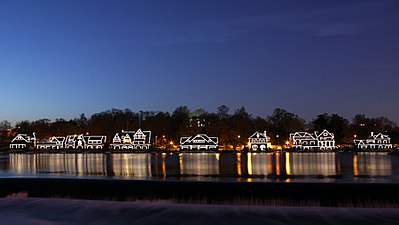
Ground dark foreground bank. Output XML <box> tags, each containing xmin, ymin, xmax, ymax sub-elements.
<box><xmin>1</xmin><ymin>178</ymin><xmax>399</xmax><ymax>207</ymax></box>
<box><xmin>1</xmin><ymin>198</ymin><xmax>399</xmax><ymax>225</ymax></box>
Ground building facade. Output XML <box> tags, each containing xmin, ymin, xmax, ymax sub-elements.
<box><xmin>354</xmin><ymin>132</ymin><xmax>393</xmax><ymax>149</ymax></box>
<box><xmin>64</xmin><ymin>134</ymin><xmax>107</xmax><ymax>149</ymax></box>
<box><xmin>248</xmin><ymin>131</ymin><xmax>270</xmax><ymax>151</ymax></box>
<box><xmin>9</xmin><ymin>133</ymin><xmax>36</xmax><ymax>149</ymax></box>
<box><xmin>290</xmin><ymin>129</ymin><xmax>336</xmax><ymax>150</ymax></box>
<box><xmin>110</xmin><ymin>129</ymin><xmax>151</xmax><ymax>150</ymax></box>
<box><xmin>37</xmin><ymin>136</ymin><xmax>65</xmax><ymax>149</ymax></box>
<box><xmin>180</xmin><ymin>134</ymin><xmax>218</xmax><ymax>150</ymax></box>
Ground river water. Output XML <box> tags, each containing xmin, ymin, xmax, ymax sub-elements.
<box><xmin>1</xmin><ymin>152</ymin><xmax>398</xmax><ymax>183</ymax></box>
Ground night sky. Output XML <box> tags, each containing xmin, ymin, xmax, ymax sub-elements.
<box><xmin>1</xmin><ymin>0</ymin><xmax>398</xmax><ymax>124</ymax></box>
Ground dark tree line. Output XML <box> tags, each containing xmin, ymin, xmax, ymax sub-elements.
<box><xmin>1</xmin><ymin>106</ymin><xmax>398</xmax><ymax>148</ymax></box>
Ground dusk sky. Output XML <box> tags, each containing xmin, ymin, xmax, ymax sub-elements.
<box><xmin>1</xmin><ymin>0</ymin><xmax>399</xmax><ymax>125</ymax></box>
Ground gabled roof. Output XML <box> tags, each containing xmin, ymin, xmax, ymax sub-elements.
<box><xmin>354</xmin><ymin>140</ymin><xmax>365</xmax><ymax>145</ymax></box>
<box><xmin>317</xmin><ymin>129</ymin><xmax>334</xmax><ymax>138</ymax></box>
<box><xmin>54</xmin><ymin>136</ymin><xmax>65</xmax><ymax>141</ymax></box>
<box><xmin>66</xmin><ymin>135</ymin><xmax>77</xmax><ymax>140</ymax></box>
<box><xmin>372</xmin><ymin>133</ymin><xmax>390</xmax><ymax>140</ymax></box>
<box><xmin>249</xmin><ymin>131</ymin><xmax>267</xmax><ymax>139</ymax></box>
<box><xmin>65</xmin><ymin>134</ymin><xmax>87</xmax><ymax>143</ymax></box>
<box><xmin>291</xmin><ymin>132</ymin><xmax>316</xmax><ymax>140</ymax></box>
<box><xmin>191</xmin><ymin>134</ymin><xmax>208</xmax><ymax>142</ymax></box>
<box><xmin>112</xmin><ymin>133</ymin><xmax>121</xmax><ymax>143</ymax></box>
<box><xmin>114</xmin><ymin>129</ymin><xmax>151</xmax><ymax>144</ymax></box>
<box><xmin>49</xmin><ymin>136</ymin><xmax>65</xmax><ymax>143</ymax></box>
<box><xmin>11</xmin><ymin>134</ymin><xmax>29</xmax><ymax>143</ymax></box>
<box><xmin>122</xmin><ymin>134</ymin><xmax>132</xmax><ymax>141</ymax></box>
<box><xmin>134</xmin><ymin>129</ymin><xmax>146</xmax><ymax>139</ymax></box>
<box><xmin>180</xmin><ymin>134</ymin><xmax>218</xmax><ymax>145</ymax></box>
<box><xmin>180</xmin><ymin>136</ymin><xmax>191</xmax><ymax>144</ymax></box>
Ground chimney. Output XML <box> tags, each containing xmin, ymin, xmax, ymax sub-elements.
<box><xmin>371</xmin><ymin>132</ymin><xmax>374</xmax><ymax>137</ymax></box>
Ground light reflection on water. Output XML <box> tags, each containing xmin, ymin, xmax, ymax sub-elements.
<box><xmin>286</xmin><ymin>153</ymin><xmax>337</xmax><ymax>176</ymax></box>
<box><xmin>3</xmin><ymin>152</ymin><xmax>399</xmax><ymax>182</ymax></box>
<box><xmin>179</xmin><ymin>153</ymin><xmax>219</xmax><ymax>176</ymax></box>
<box><xmin>111</xmin><ymin>153</ymin><xmax>151</xmax><ymax>178</ymax></box>
<box><xmin>354</xmin><ymin>152</ymin><xmax>392</xmax><ymax>176</ymax></box>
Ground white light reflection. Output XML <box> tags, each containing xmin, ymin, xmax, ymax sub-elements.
<box><xmin>246</xmin><ymin>153</ymin><xmax>273</xmax><ymax>176</ymax></box>
<box><xmin>179</xmin><ymin>153</ymin><xmax>219</xmax><ymax>176</ymax></box>
<box><xmin>285</xmin><ymin>152</ymin><xmax>337</xmax><ymax>176</ymax></box>
<box><xmin>9</xmin><ymin>153</ymin><xmax>107</xmax><ymax>176</ymax></box>
<box><xmin>112</xmin><ymin>153</ymin><xmax>151</xmax><ymax>178</ymax></box>
<box><xmin>354</xmin><ymin>152</ymin><xmax>392</xmax><ymax>176</ymax></box>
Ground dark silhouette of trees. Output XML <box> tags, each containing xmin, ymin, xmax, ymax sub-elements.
<box><xmin>3</xmin><ymin>106</ymin><xmax>398</xmax><ymax>148</ymax></box>
<box><xmin>0</xmin><ymin>120</ymin><xmax>12</xmax><ymax>144</ymax></box>
<box><xmin>351</xmin><ymin>114</ymin><xmax>398</xmax><ymax>143</ymax></box>
<box><xmin>75</xmin><ymin>113</ymin><xmax>88</xmax><ymax>133</ymax></box>
<box><xmin>312</xmin><ymin>114</ymin><xmax>330</xmax><ymax>131</ymax></box>
<box><xmin>216</xmin><ymin>105</ymin><xmax>230</xmax><ymax>119</ymax></box>
<box><xmin>170</xmin><ymin>106</ymin><xmax>191</xmax><ymax>142</ymax></box>
<box><xmin>188</xmin><ymin>108</ymin><xmax>208</xmax><ymax>135</ymax></box>
<box><xmin>312</xmin><ymin>114</ymin><xmax>350</xmax><ymax>143</ymax></box>
<box><xmin>88</xmin><ymin>108</ymin><xmax>140</xmax><ymax>139</ymax></box>
<box><xmin>230</xmin><ymin>107</ymin><xmax>254</xmax><ymax>148</ymax></box>
<box><xmin>51</xmin><ymin>118</ymin><xmax>79</xmax><ymax>137</ymax></box>
<box><xmin>267</xmin><ymin>108</ymin><xmax>306</xmax><ymax>144</ymax></box>
<box><xmin>208</xmin><ymin>106</ymin><xmax>255</xmax><ymax>150</ymax></box>
<box><xmin>352</xmin><ymin>114</ymin><xmax>373</xmax><ymax>139</ymax></box>
<box><xmin>144</xmin><ymin>112</ymin><xmax>172</xmax><ymax>146</ymax></box>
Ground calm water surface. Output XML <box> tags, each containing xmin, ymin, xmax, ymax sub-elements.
<box><xmin>1</xmin><ymin>152</ymin><xmax>398</xmax><ymax>183</ymax></box>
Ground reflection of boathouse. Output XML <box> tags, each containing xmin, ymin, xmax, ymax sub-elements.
<box><xmin>9</xmin><ymin>153</ymin><xmax>107</xmax><ymax>175</ymax></box>
<box><xmin>111</xmin><ymin>153</ymin><xmax>151</xmax><ymax>177</ymax></box>
<box><xmin>285</xmin><ymin>152</ymin><xmax>337</xmax><ymax>176</ymax></box>
<box><xmin>354</xmin><ymin>152</ymin><xmax>392</xmax><ymax>176</ymax></box>
<box><xmin>110</xmin><ymin>129</ymin><xmax>151</xmax><ymax>150</ymax></box>
<box><xmin>179</xmin><ymin>153</ymin><xmax>219</xmax><ymax>176</ymax></box>
<box><xmin>246</xmin><ymin>153</ymin><xmax>272</xmax><ymax>176</ymax></box>
<box><xmin>180</xmin><ymin>134</ymin><xmax>218</xmax><ymax>150</ymax></box>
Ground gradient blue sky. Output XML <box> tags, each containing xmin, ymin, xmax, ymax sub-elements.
<box><xmin>1</xmin><ymin>0</ymin><xmax>399</xmax><ymax>124</ymax></box>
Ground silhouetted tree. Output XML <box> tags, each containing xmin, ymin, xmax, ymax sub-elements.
<box><xmin>253</xmin><ymin>116</ymin><xmax>271</xmax><ymax>134</ymax></box>
<box><xmin>144</xmin><ymin>112</ymin><xmax>172</xmax><ymax>145</ymax></box>
<box><xmin>312</xmin><ymin>113</ymin><xmax>349</xmax><ymax>143</ymax></box>
<box><xmin>231</xmin><ymin>107</ymin><xmax>254</xmax><ymax>147</ymax></box>
<box><xmin>217</xmin><ymin>105</ymin><xmax>230</xmax><ymax>119</ymax></box>
<box><xmin>267</xmin><ymin>108</ymin><xmax>306</xmax><ymax>144</ymax></box>
<box><xmin>0</xmin><ymin>120</ymin><xmax>12</xmax><ymax>143</ymax></box>
<box><xmin>171</xmin><ymin>106</ymin><xmax>191</xmax><ymax>141</ymax></box>
<box><xmin>312</xmin><ymin>113</ymin><xmax>330</xmax><ymax>131</ymax></box>
<box><xmin>351</xmin><ymin>114</ymin><xmax>373</xmax><ymax>139</ymax></box>
<box><xmin>51</xmin><ymin>118</ymin><xmax>79</xmax><ymax>136</ymax></box>
<box><xmin>76</xmin><ymin>113</ymin><xmax>88</xmax><ymax>132</ymax></box>
<box><xmin>6</xmin><ymin>106</ymin><xmax>398</xmax><ymax>150</ymax></box>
